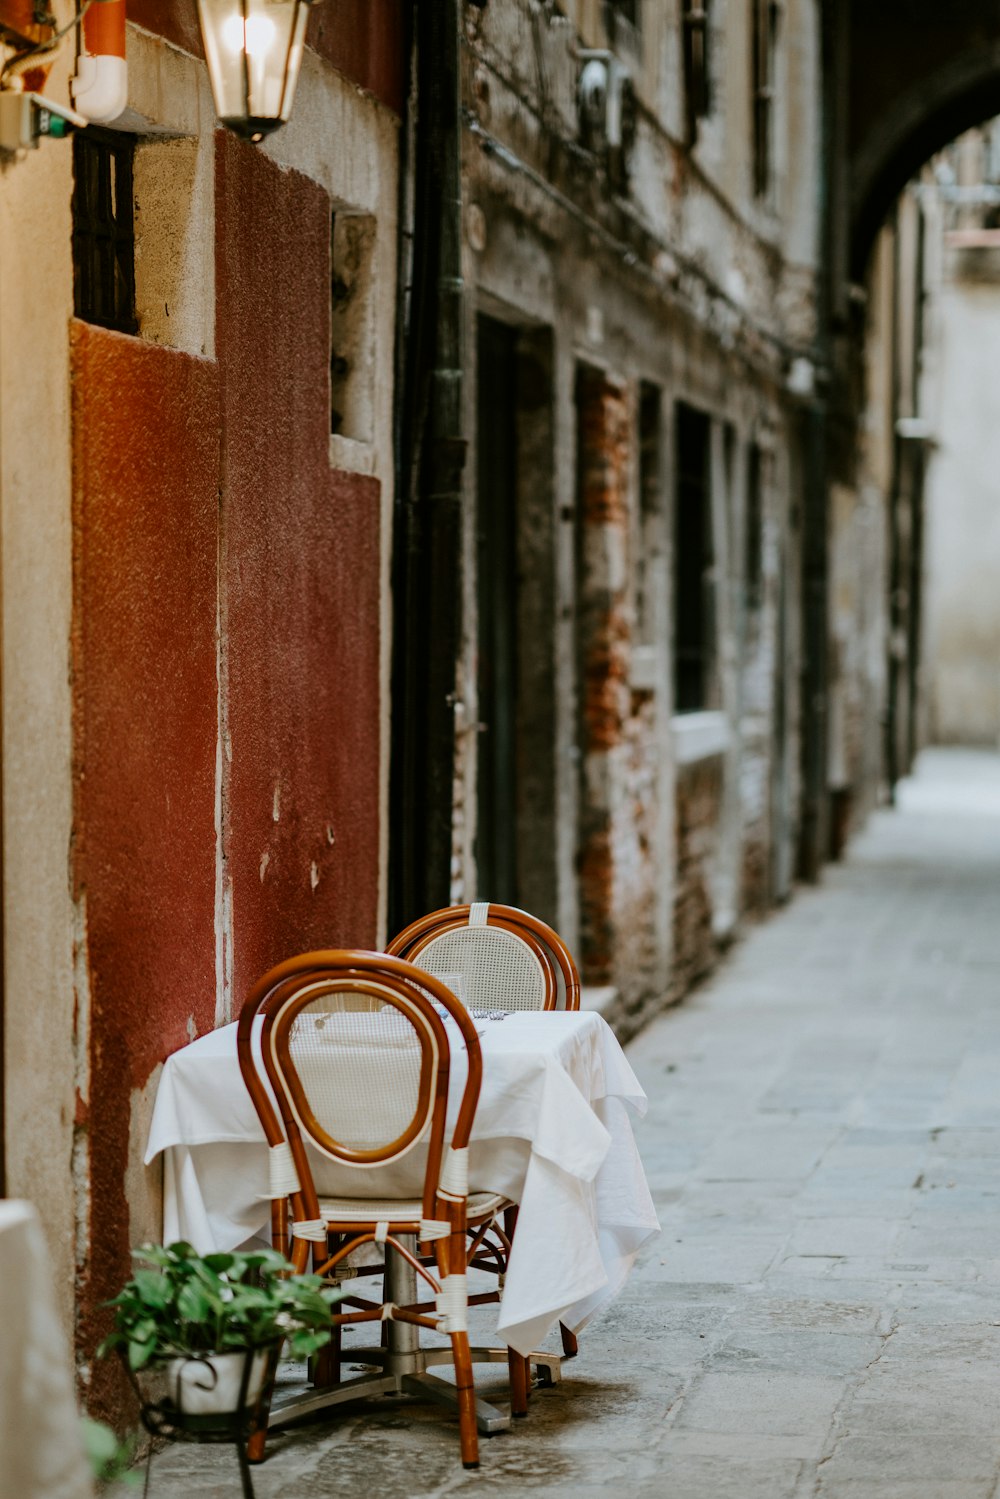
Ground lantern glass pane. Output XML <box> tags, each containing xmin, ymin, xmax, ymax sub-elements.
<box><xmin>198</xmin><ymin>0</ymin><xmax>311</xmax><ymax>139</ymax></box>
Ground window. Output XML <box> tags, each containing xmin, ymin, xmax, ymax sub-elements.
<box><xmin>752</xmin><ymin>0</ymin><xmax>781</xmax><ymax>199</ymax></box>
<box><xmin>745</xmin><ymin>441</ymin><xmax>764</xmax><ymax>609</ymax></box>
<box><xmin>681</xmin><ymin>0</ymin><xmax>711</xmax><ymax>145</ymax></box>
<box><xmin>674</xmin><ymin>404</ymin><xmax>715</xmax><ymax>712</ymax></box>
<box><xmin>72</xmin><ymin>129</ymin><xmax>137</xmax><ymax>335</ymax></box>
<box><xmin>635</xmin><ymin>382</ymin><xmax>662</xmax><ymax>648</ymax></box>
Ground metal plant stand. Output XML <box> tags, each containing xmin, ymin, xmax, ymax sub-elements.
<box><xmin>268</xmin><ymin>1236</ymin><xmax>562</xmax><ymax>1439</ymax></box>
<box><xmin>125</xmin><ymin>1346</ymin><xmax>280</xmax><ymax>1499</ymax></box>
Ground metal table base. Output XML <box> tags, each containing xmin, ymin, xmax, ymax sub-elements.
<box><xmin>268</xmin><ymin>1237</ymin><xmax>563</xmax><ymax>1438</ymax></box>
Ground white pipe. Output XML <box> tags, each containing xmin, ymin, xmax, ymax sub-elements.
<box><xmin>71</xmin><ymin>0</ymin><xmax>128</xmax><ymax>124</ymax></box>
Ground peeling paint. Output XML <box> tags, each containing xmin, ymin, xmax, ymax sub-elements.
<box><xmin>310</xmin><ymin>860</ymin><xmax>320</xmax><ymax>893</ymax></box>
<box><xmin>260</xmin><ymin>849</ymin><xmax>270</xmax><ymax>882</ymax></box>
<box><xmin>126</xmin><ymin>1070</ymin><xmax>165</xmax><ymax>1255</ymax></box>
<box><xmin>273</xmin><ymin>783</ymin><xmax>281</xmax><ymax>822</ymax></box>
<box><xmin>72</xmin><ymin>893</ymin><xmax>92</xmax><ymax>1368</ymax></box>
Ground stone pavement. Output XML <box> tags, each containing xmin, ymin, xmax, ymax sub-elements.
<box><xmin>147</xmin><ymin>749</ymin><xmax>1000</xmax><ymax>1498</ymax></box>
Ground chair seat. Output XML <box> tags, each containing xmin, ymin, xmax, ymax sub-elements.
<box><xmin>317</xmin><ymin>1191</ymin><xmax>509</xmax><ymax>1225</ymax></box>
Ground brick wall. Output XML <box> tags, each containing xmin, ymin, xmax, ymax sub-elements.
<box><xmin>576</xmin><ymin>370</ymin><xmax>663</xmax><ymax>1009</ymax></box>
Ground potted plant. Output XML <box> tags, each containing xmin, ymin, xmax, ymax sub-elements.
<box><xmin>99</xmin><ymin>1241</ymin><xmax>338</xmax><ymax>1420</ymax></box>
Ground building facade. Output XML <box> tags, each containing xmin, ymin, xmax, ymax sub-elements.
<box><xmin>920</xmin><ymin>127</ymin><xmax>1000</xmax><ymax>749</ymax></box>
<box><xmin>448</xmin><ymin>0</ymin><xmax>826</xmax><ymax>1030</ymax></box>
<box><xmin>0</xmin><ymin>0</ymin><xmax>404</xmax><ymax>1415</ymax></box>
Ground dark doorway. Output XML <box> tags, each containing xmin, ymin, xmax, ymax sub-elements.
<box><xmin>476</xmin><ymin>315</ymin><xmax>520</xmax><ymax>903</ymax></box>
<box><xmin>674</xmin><ymin>402</ymin><xmax>715</xmax><ymax>713</ymax></box>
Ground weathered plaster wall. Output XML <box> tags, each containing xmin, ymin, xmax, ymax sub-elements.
<box><xmin>2</xmin><ymin>6</ymin><xmax>399</xmax><ymax>1395</ymax></box>
<box><xmin>459</xmin><ymin>0</ymin><xmax>816</xmax><ymax>1024</ymax></box>
<box><xmin>0</xmin><ymin>42</ymin><xmax>78</xmax><ymax>1332</ymax></box>
<box><xmin>672</xmin><ymin>756</ymin><xmax>725</xmax><ymax>1001</ymax></box>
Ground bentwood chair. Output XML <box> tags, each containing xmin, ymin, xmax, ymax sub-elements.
<box><xmin>237</xmin><ymin>951</ymin><xmax>520</xmax><ymax>1468</ymax></box>
<box><xmin>388</xmin><ymin>904</ymin><xmax>583</xmax><ymax>1365</ymax></box>
<box><xmin>387</xmin><ymin>902</ymin><xmax>582</xmax><ymax>1014</ymax></box>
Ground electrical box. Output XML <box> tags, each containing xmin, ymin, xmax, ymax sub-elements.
<box><xmin>0</xmin><ymin>91</ymin><xmax>86</xmax><ymax>154</ymax></box>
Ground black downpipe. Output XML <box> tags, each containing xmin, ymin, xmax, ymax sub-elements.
<box><xmin>798</xmin><ymin>0</ymin><xmax>837</xmax><ymax>881</ymax></box>
<box><xmin>388</xmin><ymin>0</ymin><xmax>467</xmax><ymax>934</ymax></box>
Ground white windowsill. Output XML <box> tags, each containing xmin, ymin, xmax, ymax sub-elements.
<box><xmin>672</xmin><ymin>710</ymin><xmax>729</xmax><ymax>764</ymax></box>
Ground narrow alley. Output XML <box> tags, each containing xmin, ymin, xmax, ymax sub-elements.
<box><xmin>147</xmin><ymin>747</ymin><xmax>1000</xmax><ymax>1499</ymax></box>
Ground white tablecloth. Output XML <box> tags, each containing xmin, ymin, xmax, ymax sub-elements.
<box><xmin>0</xmin><ymin>1201</ymin><xmax>92</xmax><ymax>1499</ymax></box>
<box><xmin>145</xmin><ymin>1011</ymin><xmax>659</xmax><ymax>1355</ymax></box>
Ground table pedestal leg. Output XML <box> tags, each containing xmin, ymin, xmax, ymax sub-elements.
<box><xmin>269</xmin><ymin>1236</ymin><xmax>518</xmax><ymax>1437</ymax></box>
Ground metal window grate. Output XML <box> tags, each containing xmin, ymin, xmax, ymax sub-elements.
<box><xmin>752</xmin><ymin>0</ymin><xmax>781</xmax><ymax>199</ymax></box>
<box><xmin>746</xmin><ymin>441</ymin><xmax>764</xmax><ymax>609</ymax></box>
<box><xmin>72</xmin><ymin>129</ymin><xmax>137</xmax><ymax>335</ymax></box>
<box><xmin>682</xmin><ymin>0</ymin><xmax>711</xmax><ymax>144</ymax></box>
<box><xmin>674</xmin><ymin>403</ymin><xmax>715</xmax><ymax>713</ymax></box>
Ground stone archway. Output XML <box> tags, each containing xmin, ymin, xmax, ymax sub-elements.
<box><xmin>845</xmin><ymin>2</ymin><xmax>1000</xmax><ymax>275</ymax></box>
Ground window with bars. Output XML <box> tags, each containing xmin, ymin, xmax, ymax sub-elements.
<box><xmin>681</xmin><ymin>0</ymin><xmax>711</xmax><ymax>145</ymax></box>
<box><xmin>635</xmin><ymin>381</ymin><xmax>662</xmax><ymax>647</ymax></box>
<box><xmin>745</xmin><ymin>440</ymin><xmax>765</xmax><ymax>610</ymax></box>
<box><xmin>673</xmin><ymin>403</ymin><xmax>715</xmax><ymax>713</ymax></box>
<box><xmin>752</xmin><ymin>0</ymin><xmax>781</xmax><ymax>199</ymax></box>
<box><xmin>72</xmin><ymin>129</ymin><xmax>137</xmax><ymax>335</ymax></box>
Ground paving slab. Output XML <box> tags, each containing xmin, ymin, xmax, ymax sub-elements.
<box><xmin>145</xmin><ymin>750</ymin><xmax>1000</xmax><ymax>1498</ymax></box>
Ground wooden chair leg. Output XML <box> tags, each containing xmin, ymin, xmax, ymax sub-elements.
<box><xmin>451</xmin><ymin>1329</ymin><xmax>480</xmax><ymax>1469</ymax></box>
<box><xmin>503</xmin><ymin>1204</ymin><xmax>519</xmax><ymax>1243</ymax></box>
<box><xmin>560</xmin><ymin>1322</ymin><xmax>578</xmax><ymax>1359</ymax></box>
<box><xmin>507</xmin><ymin>1346</ymin><xmax>530</xmax><ymax>1417</ymax></box>
<box><xmin>311</xmin><ymin>1324</ymin><xmax>341</xmax><ymax>1387</ymax></box>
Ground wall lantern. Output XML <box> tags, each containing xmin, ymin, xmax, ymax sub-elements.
<box><xmin>197</xmin><ymin>0</ymin><xmax>321</xmax><ymax>143</ymax></box>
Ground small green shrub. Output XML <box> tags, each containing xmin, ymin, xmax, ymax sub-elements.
<box><xmin>98</xmin><ymin>1241</ymin><xmax>338</xmax><ymax>1371</ymax></box>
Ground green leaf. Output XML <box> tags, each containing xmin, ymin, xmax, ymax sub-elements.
<box><xmin>128</xmin><ymin>1337</ymin><xmax>157</xmax><ymax>1371</ymax></box>
<box><xmin>177</xmin><ymin>1282</ymin><xmax>211</xmax><ymax>1322</ymax></box>
<box><xmin>80</xmin><ymin>1417</ymin><xmax>140</xmax><ymax>1486</ymax></box>
<box><xmin>131</xmin><ymin>1270</ymin><xmax>171</xmax><ymax>1309</ymax></box>
<box><xmin>202</xmin><ymin>1252</ymin><xmax>237</xmax><ymax>1274</ymax></box>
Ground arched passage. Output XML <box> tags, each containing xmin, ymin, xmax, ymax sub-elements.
<box><xmin>844</xmin><ymin>2</ymin><xmax>1000</xmax><ymax>274</ymax></box>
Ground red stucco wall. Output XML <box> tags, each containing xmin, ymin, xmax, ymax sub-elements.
<box><xmin>70</xmin><ymin>323</ymin><xmax>220</xmax><ymax>1400</ymax></box>
<box><xmin>308</xmin><ymin>0</ymin><xmax>406</xmax><ymax>115</ymax></box>
<box><xmin>215</xmin><ymin>135</ymin><xmax>381</xmax><ymax>998</ymax></box>
<box><xmin>72</xmin><ymin>142</ymin><xmax>383</xmax><ymax>1411</ymax></box>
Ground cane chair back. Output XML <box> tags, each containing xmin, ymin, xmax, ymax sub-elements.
<box><xmin>388</xmin><ymin>902</ymin><xmax>582</xmax><ymax>1013</ymax></box>
<box><xmin>238</xmin><ymin>951</ymin><xmax>500</xmax><ymax>1468</ymax></box>
<box><xmin>272</xmin><ymin>978</ymin><xmax>442</xmax><ymax>1168</ymax></box>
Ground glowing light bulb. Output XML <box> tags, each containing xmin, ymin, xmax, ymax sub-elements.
<box><xmin>221</xmin><ymin>12</ymin><xmax>277</xmax><ymax>57</ymax></box>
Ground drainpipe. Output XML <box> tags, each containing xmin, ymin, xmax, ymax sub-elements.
<box><xmin>798</xmin><ymin>0</ymin><xmax>838</xmax><ymax>881</ymax></box>
<box><xmin>388</xmin><ymin>0</ymin><xmax>467</xmax><ymax>930</ymax></box>
<box><xmin>71</xmin><ymin>0</ymin><xmax>128</xmax><ymax>124</ymax></box>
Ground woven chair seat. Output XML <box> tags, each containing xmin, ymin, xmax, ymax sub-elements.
<box><xmin>317</xmin><ymin>1191</ymin><xmax>508</xmax><ymax>1225</ymax></box>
